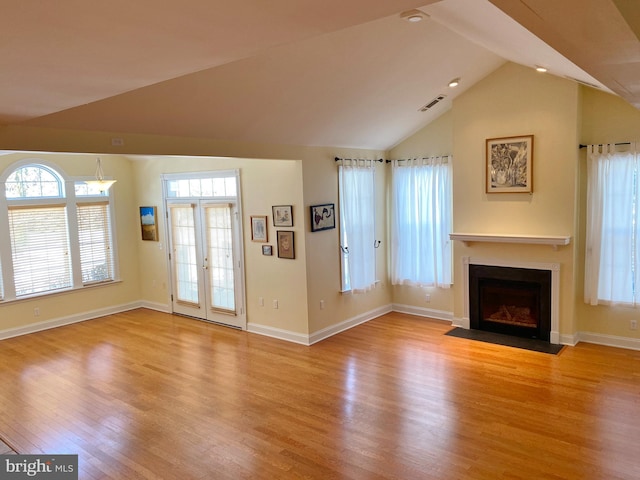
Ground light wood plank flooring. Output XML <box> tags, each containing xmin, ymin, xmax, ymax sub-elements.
<box><xmin>0</xmin><ymin>309</ymin><xmax>639</xmax><ymax>479</ymax></box>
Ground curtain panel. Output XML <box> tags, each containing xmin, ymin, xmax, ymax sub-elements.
<box><xmin>338</xmin><ymin>161</ymin><xmax>376</xmax><ymax>293</ymax></box>
<box><xmin>390</xmin><ymin>156</ymin><xmax>452</xmax><ymax>287</ymax></box>
<box><xmin>584</xmin><ymin>143</ymin><xmax>639</xmax><ymax>305</ymax></box>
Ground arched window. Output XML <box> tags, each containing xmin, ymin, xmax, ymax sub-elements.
<box><xmin>5</xmin><ymin>164</ymin><xmax>64</xmax><ymax>198</ymax></box>
<box><xmin>0</xmin><ymin>161</ymin><xmax>117</xmax><ymax>301</ymax></box>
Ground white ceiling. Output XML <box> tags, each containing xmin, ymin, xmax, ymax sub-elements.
<box><xmin>1</xmin><ymin>0</ymin><xmax>635</xmax><ymax>150</ymax></box>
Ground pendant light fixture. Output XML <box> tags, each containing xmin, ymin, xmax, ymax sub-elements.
<box><xmin>85</xmin><ymin>157</ymin><xmax>116</xmax><ymax>192</ymax></box>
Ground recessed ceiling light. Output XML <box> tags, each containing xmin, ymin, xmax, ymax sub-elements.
<box><xmin>535</xmin><ymin>65</ymin><xmax>548</xmax><ymax>73</ymax></box>
<box><xmin>448</xmin><ymin>78</ymin><xmax>460</xmax><ymax>88</ymax></box>
<box><xmin>400</xmin><ymin>9</ymin><xmax>428</xmax><ymax>23</ymax></box>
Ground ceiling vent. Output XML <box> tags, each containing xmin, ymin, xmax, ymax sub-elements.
<box><xmin>419</xmin><ymin>94</ymin><xmax>446</xmax><ymax>112</ymax></box>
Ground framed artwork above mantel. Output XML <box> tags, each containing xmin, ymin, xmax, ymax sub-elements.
<box><xmin>486</xmin><ymin>135</ymin><xmax>533</xmax><ymax>194</ymax></box>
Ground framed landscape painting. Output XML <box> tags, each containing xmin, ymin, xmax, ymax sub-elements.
<box><xmin>486</xmin><ymin>135</ymin><xmax>533</xmax><ymax>193</ymax></box>
<box><xmin>140</xmin><ymin>206</ymin><xmax>158</xmax><ymax>241</ymax></box>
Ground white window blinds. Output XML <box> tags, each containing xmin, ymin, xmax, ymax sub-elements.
<box><xmin>77</xmin><ymin>202</ymin><xmax>115</xmax><ymax>284</ymax></box>
<box><xmin>8</xmin><ymin>205</ymin><xmax>72</xmax><ymax>296</ymax></box>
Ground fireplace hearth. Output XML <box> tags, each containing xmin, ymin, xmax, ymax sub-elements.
<box><xmin>469</xmin><ymin>264</ymin><xmax>551</xmax><ymax>341</ymax></box>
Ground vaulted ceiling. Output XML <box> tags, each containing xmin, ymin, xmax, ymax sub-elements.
<box><xmin>1</xmin><ymin>0</ymin><xmax>637</xmax><ymax>150</ymax></box>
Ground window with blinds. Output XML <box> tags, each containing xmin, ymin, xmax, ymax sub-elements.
<box><xmin>0</xmin><ymin>161</ymin><xmax>118</xmax><ymax>301</ymax></box>
<box><xmin>8</xmin><ymin>206</ymin><xmax>72</xmax><ymax>296</ymax></box>
<box><xmin>77</xmin><ymin>202</ymin><xmax>114</xmax><ymax>284</ymax></box>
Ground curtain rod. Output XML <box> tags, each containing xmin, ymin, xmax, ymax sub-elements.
<box><xmin>334</xmin><ymin>157</ymin><xmax>383</xmax><ymax>162</ymax></box>
<box><xmin>579</xmin><ymin>142</ymin><xmax>631</xmax><ymax>149</ymax></box>
<box><xmin>386</xmin><ymin>155</ymin><xmax>451</xmax><ymax>163</ymax></box>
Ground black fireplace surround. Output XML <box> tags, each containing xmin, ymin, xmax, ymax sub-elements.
<box><xmin>469</xmin><ymin>264</ymin><xmax>552</xmax><ymax>341</ymax></box>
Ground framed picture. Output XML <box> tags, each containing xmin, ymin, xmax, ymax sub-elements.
<box><xmin>277</xmin><ymin>231</ymin><xmax>295</xmax><ymax>259</ymax></box>
<box><xmin>262</xmin><ymin>245</ymin><xmax>272</xmax><ymax>256</ymax></box>
<box><xmin>272</xmin><ymin>205</ymin><xmax>293</xmax><ymax>227</ymax></box>
<box><xmin>140</xmin><ymin>206</ymin><xmax>158</xmax><ymax>241</ymax></box>
<box><xmin>310</xmin><ymin>203</ymin><xmax>335</xmax><ymax>232</ymax></box>
<box><xmin>251</xmin><ymin>215</ymin><xmax>268</xmax><ymax>242</ymax></box>
<box><xmin>486</xmin><ymin>135</ymin><xmax>533</xmax><ymax>193</ymax></box>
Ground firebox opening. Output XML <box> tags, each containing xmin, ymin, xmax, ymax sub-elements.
<box><xmin>470</xmin><ymin>265</ymin><xmax>551</xmax><ymax>341</ymax></box>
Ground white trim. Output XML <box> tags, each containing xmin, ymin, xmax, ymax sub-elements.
<box><xmin>462</xmin><ymin>256</ymin><xmax>561</xmax><ymax>344</ymax></box>
<box><xmin>451</xmin><ymin>316</ymin><xmax>466</xmax><ymax>328</ymax></box>
<box><xmin>2</xmin><ymin>302</ymin><xmax>640</xmax><ymax>353</ymax></box>
<box><xmin>577</xmin><ymin>331</ymin><xmax>640</xmax><ymax>351</ymax></box>
<box><xmin>247</xmin><ymin>323</ymin><xmax>310</xmax><ymax>345</ymax></box>
<box><xmin>309</xmin><ymin>304</ymin><xmax>392</xmax><ymax>345</ymax></box>
<box><xmin>559</xmin><ymin>333</ymin><xmax>579</xmax><ymax>346</ymax></box>
<box><xmin>392</xmin><ymin>304</ymin><xmax>452</xmax><ymax>322</ymax></box>
<box><xmin>0</xmin><ymin>301</ymin><xmax>142</xmax><ymax>341</ymax></box>
<box><xmin>450</xmin><ymin>233</ymin><xmax>570</xmax><ymax>249</ymax></box>
<box><xmin>139</xmin><ymin>300</ymin><xmax>171</xmax><ymax>313</ymax></box>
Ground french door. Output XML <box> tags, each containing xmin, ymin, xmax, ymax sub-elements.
<box><xmin>164</xmin><ymin>172</ymin><xmax>245</xmax><ymax>329</ymax></box>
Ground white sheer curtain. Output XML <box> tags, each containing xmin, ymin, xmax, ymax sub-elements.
<box><xmin>338</xmin><ymin>161</ymin><xmax>376</xmax><ymax>293</ymax></box>
<box><xmin>584</xmin><ymin>143</ymin><xmax>639</xmax><ymax>305</ymax></box>
<box><xmin>390</xmin><ymin>156</ymin><xmax>452</xmax><ymax>287</ymax></box>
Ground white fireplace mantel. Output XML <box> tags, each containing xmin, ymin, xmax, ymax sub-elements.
<box><xmin>450</xmin><ymin>233</ymin><xmax>571</xmax><ymax>250</ymax></box>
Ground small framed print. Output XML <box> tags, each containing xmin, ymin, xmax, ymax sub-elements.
<box><xmin>272</xmin><ymin>205</ymin><xmax>293</xmax><ymax>227</ymax></box>
<box><xmin>310</xmin><ymin>203</ymin><xmax>335</xmax><ymax>232</ymax></box>
<box><xmin>140</xmin><ymin>206</ymin><xmax>158</xmax><ymax>241</ymax></box>
<box><xmin>251</xmin><ymin>215</ymin><xmax>268</xmax><ymax>242</ymax></box>
<box><xmin>486</xmin><ymin>135</ymin><xmax>533</xmax><ymax>193</ymax></box>
<box><xmin>277</xmin><ymin>231</ymin><xmax>295</xmax><ymax>259</ymax></box>
<box><xmin>262</xmin><ymin>245</ymin><xmax>273</xmax><ymax>256</ymax></box>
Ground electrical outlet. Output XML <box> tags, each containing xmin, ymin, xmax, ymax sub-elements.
<box><xmin>34</xmin><ymin>307</ymin><xmax>40</xmax><ymax>317</ymax></box>
<box><xmin>631</xmin><ymin>320</ymin><xmax>638</xmax><ymax>331</ymax></box>
<box><xmin>273</xmin><ymin>299</ymin><xmax>279</xmax><ymax>309</ymax></box>
<box><xmin>320</xmin><ymin>300</ymin><xmax>325</xmax><ymax>310</ymax></box>
<box><xmin>259</xmin><ymin>297</ymin><xmax>264</xmax><ymax>307</ymax></box>
<box><xmin>425</xmin><ymin>294</ymin><xmax>431</xmax><ymax>303</ymax></box>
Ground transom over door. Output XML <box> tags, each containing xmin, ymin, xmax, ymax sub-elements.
<box><xmin>167</xmin><ymin>200</ymin><xmax>245</xmax><ymax>329</ymax></box>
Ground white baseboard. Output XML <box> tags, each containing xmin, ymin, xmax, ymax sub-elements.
<box><xmin>308</xmin><ymin>304</ymin><xmax>393</xmax><ymax>345</ymax></box>
<box><xmin>247</xmin><ymin>323</ymin><xmax>310</xmax><ymax>345</ymax></box>
<box><xmin>139</xmin><ymin>301</ymin><xmax>171</xmax><ymax>313</ymax></box>
<box><xmin>577</xmin><ymin>331</ymin><xmax>640</xmax><ymax>351</ymax></box>
<box><xmin>392</xmin><ymin>304</ymin><xmax>452</xmax><ymax>322</ymax></box>
<box><xmin>248</xmin><ymin>304</ymin><xmax>394</xmax><ymax>346</ymax></box>
<box><xmin>559</xmin><ymin>333</ymin><xmax>579</xmax><ymax>346</ymax></box>
<box><xmin>4</xmin><ymin>300</ymin><xmax>640</xmax><ymax>353</ymax></box>
<box><xmin>0</xmin><ymin>301</ymin><xmax>143</xmax><ymax>341</ymax></box>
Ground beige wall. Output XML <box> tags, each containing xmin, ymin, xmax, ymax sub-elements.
<box><xmin>3</xmin><ymin>61</ymin><xmax>640</xmax><ymax>345</ymax></box>
<box><xmin>0</xmin><ymin>128</ymin><xmax>389</xmax><ymax>340</ymax></box>
<box><xmin>452</xmin><ymin>63</ymin><xmax>580</xmax><ymax>337</ymax></box>
<box><xmin>389</xmin><ymin>63</ymin><xmax>581</xmax><ymax>338</ymax></box>
<box><xmin>575</xmin><ymin>87</ymin><xmax>640</xmax><ymax>339</ymax></box>
<box><xmin>388</xmin><ymin>110</ymin><xmax>454</xmax><ymax>314</ymax></box>
<box><xmin>302</xmin><ymin>151</ymin><xmax>390</xmax><ymax>334</ymax></box>
<box><xmin>0</xmin><ymin>152</ymin><xmax>141</xmax><ymax>331</ymax></box>
<box><xmin>130</xmin><ymin>155</ymin><xmax>310</xmax><ymax>334</ymax></box>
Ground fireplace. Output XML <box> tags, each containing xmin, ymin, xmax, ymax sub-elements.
<box><xmin>469</xmin><ymin>264</ymin><xmax>552</xmax><ymax>341</ymax></box>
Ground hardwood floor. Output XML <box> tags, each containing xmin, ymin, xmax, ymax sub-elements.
<box><xmin>0</xmin><ymin>309</ymin><xmax>639</xmax><ymax>479</ymax></box>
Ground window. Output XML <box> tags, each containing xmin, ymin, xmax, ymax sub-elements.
<box><xmin>390</xmin><ymin>156</ymin><xmax>452</xmax><ymax>287</ymax></box>
<box><xmin>585</xmin><ymin>144</ymin><xmax>639</xmax><ymax>304</ymax></box>
<box><xmin>0</xmin><ymin>161</ymin><xmax>117</xmax><ymax>301</ymax></box>
<box><xmin>338</xmin><ymin>161</ymin><xmax>376</xmax><ymax>293</ymax></box>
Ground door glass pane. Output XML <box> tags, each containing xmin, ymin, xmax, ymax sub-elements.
<box><xmin>205</xmin><ymin>205</ymin><xmax>235</xmax><ymax>312</ymax></box>
<box><xmin>170</xmin><ymin>205</ymin><xmax>199</xmax><ymax>305</ymax></box>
